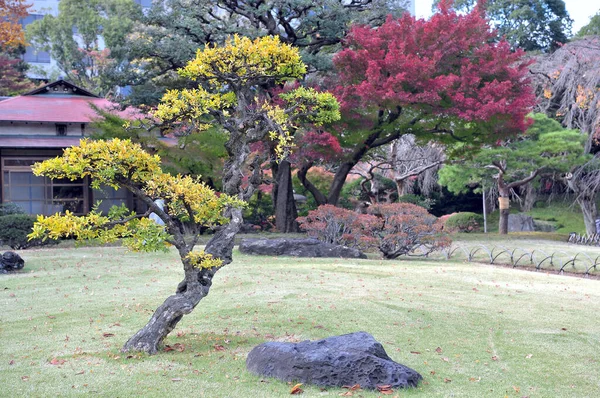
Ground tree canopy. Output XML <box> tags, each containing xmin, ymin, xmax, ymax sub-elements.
<box><xmin>25</xmin><ymin>0</ymin><xmax>141</xmax><ymax>93</ymax></box>
<box><xmin>438</xmin><ymin>113</ymin><xmax>587</xmax><ymax>233</ymax></box>
<box><xmin>0</xmin><ymin>0</ymin><xmax>30</xmax><ymax>50</ymax></box>
<box><xmin>434</xmin><ymin>0</ymin><xmax>572</xmax><ymax>52</ymax></box>
<box><xmin>121</xmin><ymin>0</ymin><xmax>406</xmax><ymax>105</ymax></box>
<box><xmin>577</xmin><ymin>11</ymin><xmax>600</xmax><ymax>37</ymax></box>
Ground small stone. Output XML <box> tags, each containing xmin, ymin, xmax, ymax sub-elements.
<box><xmin>0</xmin><ymin>251</ymin><xmax>25</xmax><ymax>273</ymax></box>
<box><xmin>246</xmin><ymin>332</ymin><xmax>421</xmax><ymax>389</ymax></box>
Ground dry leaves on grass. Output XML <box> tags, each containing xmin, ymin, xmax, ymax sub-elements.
<box><xmin>49</xmin><ymin>358</ymin><xmax>66</xmax><ymax>365</ymax></box>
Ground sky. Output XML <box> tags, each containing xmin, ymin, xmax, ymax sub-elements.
<box><xmin>414</xmin><ymin>0</ymin><xmax>600</xmax><ymax>35</ymax></box>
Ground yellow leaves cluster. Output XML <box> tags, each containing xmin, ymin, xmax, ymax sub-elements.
<box><xmin>184</xmin><ymin>251</ymin><xmax>222</xmax><ymax>269</ymax></box>
<box><xmin>280</xmin><ymin>87</ymin><xmax>341</xmax><ymax>125</ymax></box>
<box><xmin>180</xmin><ymin>35</ymin><xmax>306</xmax><ymax>85</ymax></box>
<box><xmin>154</xmin><ymin>88</ymin><xmax>236</xmax><ymax>124</ymax></box>
<box><xmin>30</xmin><ymin>138</ymin><xmax>243</xmax><ymax>252</ymax></box>
<box><xmin>32</xmin><ymin>139</ymin><xmax>162</xmax><ymax>190</ymax></box>
<box><xmin>143</xmin><ymin>172</ymin><xmax>244</xmax><ymax>225</ymax></box>
<box><xmin>575</xmin><ymin>85</ymin><xmax>594</xmax><ymax>110</ymax></box>
<box><xmin>0</xmin><ymin>0</ymin><xmax>30</xmax><ymax>49</ymax></box>
<box><xmin>28</xmin><ymin>209</ymin><xmax>171</xmax><ymax>253</ymax></box>
<box><xmin>264</xmin><ymin>87</ymin><xmax>340</xmax><ymax>159</ymax></box>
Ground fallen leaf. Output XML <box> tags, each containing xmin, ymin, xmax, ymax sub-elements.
<box><xmin>377</xmin><ymin>385</ymin><xmax>394</xmax><ymax>395</ymax></box>
<box><xmin>513</xmin><ymin>386</ymin><xmax>520</xmax><ymax>393</ymax></box>
<box><xmin>410</xmin><ymin>351</ymin><xmax>421</xmax><ymax>355</ymax></box>
<box><xmin>441</xmin><ymin>357</ymin><xmax>449</xmax><ymax>362</ymax></box>
<box><xmin>9</xmin><ymin>360</ymin><xmax>15</xmax><ymax>365</ymax></box>
<box><xmin>213</xmin><ymin>344</ymin><xmax>226</xmax><ymax>351</ymax></box>
<box><xmin>75</xmin><ymin>371</ymin><xmax>85</xmax><ymax>375</ymax></box>
<box><xmin>102</xmin><ymin>333</ymin><xmax>115</xmax><ymax>338</ymax></box>
<box><xmin>290</xmin><ymin>383</ymin><xmax>303</xmax><ymax>394</ymax></box>
<box><xmin>21</xmin><ymin>376</ymin><xmax>29</xmax><ymax>381</ymax></box>
<box><xmin>435</xmin><ymin>347</ymin><xmax>443</xmax><ymax>354</ymax></box>
<box><xmin>339</xmin><ymin>392</ymin><xmax>353</xmax><ymax>396</ymax></box>
<box><xmin>173</xmin><ymin>343</ymin><xmax>185</xmax><ymax>352</ymax></box>
<box><xmin>561</xmin><ymin>328</ymin><xmax>567</xmax><ymax>331</ymax></box>
<box><xmin>444</xmin><ymin>378</ymin><xmax>452</xmax><ymax>383</ymax></box>
<box><xmin>430</xmin><ymin>371</ymin><xmax>436</xmax><ymax>376</ymax></box>
<box><xmin>492</xmin><ymin>356</ymin><xmax>498</xmax><ymax>361</ymax></box>
<box><xmin>49</xmin><ymin>358</ymin><xmax>66</xmax><ymax>365</ymax></box>
<box><xmin>47</xmin><ymin>316</ymin><xmax>56</xmax><ymax>319</ymax></box>
<box><xmin>342</xmin><ymin>384</ymin><xmax>361</xmax><ymax>391</ymax></box>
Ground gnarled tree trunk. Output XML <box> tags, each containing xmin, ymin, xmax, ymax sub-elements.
<box><xmin>274</xmin><ymin>160</ymin><xmax>298</xmax><ymax>232</ymax></box>
<box><xmin>122</xmin><ymin>124</ymin><xmax>253</xmax><ymax>353</ymax></box>
<box><xmin>122</xmin><ymin>208</ymin><xmax>244</xmax><ymax>354</ymax></box>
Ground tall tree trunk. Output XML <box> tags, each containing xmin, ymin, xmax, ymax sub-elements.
<box><xmin>274</xmin><ymin>160</ymin><xmax>298</xmax><ymax>232</ymax></box>
<box><xmin>577</xmin><ymin>195</ymin><xmax>597</xmax><ymax>235</ymax></box>
<box><xmin>520</xmin><ymin>183</ymin><xmax>537</xmax><ymax>212</ymax></box>
<box><xmin>498</xmin><ymin>189</ymin><xmax>510</xmax><ymax>235</ymax></box>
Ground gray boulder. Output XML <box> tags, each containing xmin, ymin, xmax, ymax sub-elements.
<box><xmin>0</xmin><ymin>251</ymin><xmax>24</xmax><ymax>273</ymax></box>
<box><xmin>239</xmin><ymin>238</ymin><xmax>366</xmax><ymax>259</ymax></box>
<box><xmin>246</xmin><ymin>332</ymin><xmax>421</xmax><ymax>389</ymax></box>
<box><xmin>508</xmin><ymin>213</ymin><xmax>535</xmax><ymax>232</ymax></box>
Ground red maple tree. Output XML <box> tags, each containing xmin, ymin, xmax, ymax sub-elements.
<box><xmin>297</xmin><ymin>0</ymin><xmax>536</xmax><ymax>206</ymax></box>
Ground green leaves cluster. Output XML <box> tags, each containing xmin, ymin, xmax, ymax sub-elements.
<box><xmin>439</xmin><ymin>113</ymin><xmax>588</xmax><ymax>194</ymax></box>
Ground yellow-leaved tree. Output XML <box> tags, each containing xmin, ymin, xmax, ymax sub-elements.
<box><xmin>31</xmin><ymin>36</ymin><xmax>339</xmax><ymax>354</ymax></box>
<box><xmin>30</xmin><ymin>139</ymin><xmax>243</xmax><ymax>354</ymax></box>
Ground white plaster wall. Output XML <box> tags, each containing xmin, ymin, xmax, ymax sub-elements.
<box><xmin>0</xmin><ymin>122</ymin><xmax>87</xmax><ymax>136</ymax></box>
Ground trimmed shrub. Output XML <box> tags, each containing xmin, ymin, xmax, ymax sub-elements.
<box><xmin>444</xmin><ymin>212</ymin><xmax>483</xmax><ymax>233</ymax></box>
<box><xmin>0</xmin><ymin>202</ymin><xmax>25</xmax><ymax>217</ymax></box>
<box><xmin>297</xmin><ymin>203</ymin><xmax>450</xmax><ymax>259</ymax></box>
<box><xmin>297</xmin><ymin>204</ymin><xmax>365</xmax><ymax>246</ymax></box>
<box><xmin>0</xmin><ymin>214</ymin><xmax>58</xmax><ymax>249</ymax></box>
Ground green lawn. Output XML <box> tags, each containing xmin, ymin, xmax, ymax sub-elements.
<box><xmin>1</xmin><ymin>245</ymin><xmax>600</xmax><ymax>397</ymax></box>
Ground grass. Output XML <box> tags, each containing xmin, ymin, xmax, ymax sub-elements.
<box><xmin>1</xmin><ymin>244</ymin><xmax>600</xmax><ymax>397</ymax></box>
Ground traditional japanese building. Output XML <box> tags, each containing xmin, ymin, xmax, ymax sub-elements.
<box><xmin>0</xmin><ymin>80</ymin><xmax>137</xmax><ymax>215</ymax></box>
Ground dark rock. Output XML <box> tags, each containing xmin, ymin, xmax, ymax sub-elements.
<box><xmin>507</xmin><ymin>213</ymin><xmax>535</xmax><ymax>232</ymax></box>
<box><xmin>239</xmin><ymin>238</ymin><xmax>366</xmax><ymax>259</ymax></box>
<box><xmin>533</xmin><ymin>220</ymin><xmax>556</xmax><ymax>232</ymax></box>
<box><xmin>0</xmin><ymin>251</ymin><xmax>25</xmax><ymax>273</ymax></box>
<box><xmin>246</xmin><ymin>332</ymin><xmax>421</xmax><ymax>389</ymax></box>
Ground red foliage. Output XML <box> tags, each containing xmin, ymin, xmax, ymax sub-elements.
<box><xmin>368</xmin><ymin>203</ymin><xmax>450</xmax><ymax>259</ymax></box>
<box><xmin>0</xmin><ymin>54</ymin><xmax>34</xmax><ymax>96</ymax></box>
<box><xmin>297</xmin><ymin>204</ymin><xmax>366</xmax><ymax>246</ymax></box>
<box><xmin>333</xmin><ymin>1</ymin><xmax>535</xmax><ymax>137</ymax></box>
<box><xmin>297</xmin><ymin>203</ymin><xmax>450</xmax><ymax>259</ymax></box>
<box><xmin>290</xmin><ymin>130</ymin><xmax>342</xmax><ymax>164</ymax></box>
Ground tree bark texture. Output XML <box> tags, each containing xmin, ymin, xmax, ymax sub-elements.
<box><xmin>499</xmin><ymin>207</ymin><xmax>509</xmax><ymax>235</ymax></box>
<box><xmin>274</xmin><ymin>160</ymin><xmax>298</xmax><ymax>232</ymax></box>
<box><xmin>577</xmin><ymin>196</ymin><xmax>597</xmax><ymax>235</ymax></box>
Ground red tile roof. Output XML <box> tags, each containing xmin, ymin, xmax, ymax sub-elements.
<box><xmin>0</xmin><ymin>95</ymin><xmax>139</xmax><ymax>123</ymax></box>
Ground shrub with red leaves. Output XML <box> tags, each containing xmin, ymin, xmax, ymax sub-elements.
<box><xmin>298</xmin><ymin>203</ymin><xmax>450</xmax><ymax>259</ymax></box>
